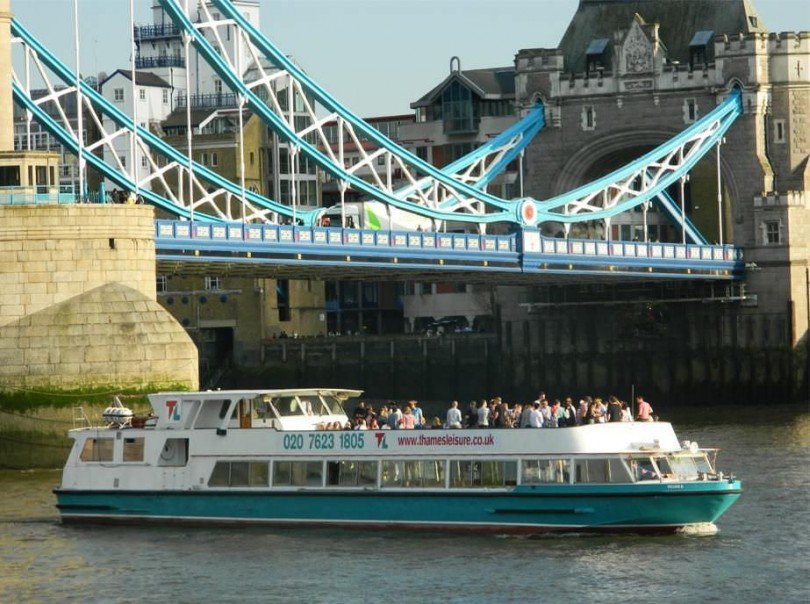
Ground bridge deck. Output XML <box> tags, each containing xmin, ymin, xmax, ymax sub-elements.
<box><xmin>155</xmin><ymin>220</ymin><xmax>744</xmax><ymax>284</ymax></box>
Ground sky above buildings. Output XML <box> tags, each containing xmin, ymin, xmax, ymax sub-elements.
<box><xmin>10</xmin><ymin>0</ymin><xmax>810</xmax><ymax>117</ymax></box>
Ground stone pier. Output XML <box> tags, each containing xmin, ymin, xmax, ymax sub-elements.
<box><xmin>0</xmin><ymin>204</ymin><xmax>198</xmax><ymax>394</ymax></box>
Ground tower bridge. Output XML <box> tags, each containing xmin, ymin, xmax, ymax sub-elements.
<box><xmin>1</xmin><ymin>0</ymin><xmax>808</xmax><ymax>404</ymax></box>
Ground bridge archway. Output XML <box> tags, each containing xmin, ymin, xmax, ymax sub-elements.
<box><xmin>552</xmin><ymin>129</ymin><xmax>739</xmax><ymax>244</ymax></box>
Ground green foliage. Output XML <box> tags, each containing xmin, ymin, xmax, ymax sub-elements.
<box><xmin>0</xmin><ymin>383</ymin><xmax>192</xmax><ymax>413</ymax></box>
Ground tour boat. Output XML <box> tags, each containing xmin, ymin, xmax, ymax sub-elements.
<box><xmin>54</xmin><ymin>389</ymin><xmax>741</xmax><ymax>534</ymax></box>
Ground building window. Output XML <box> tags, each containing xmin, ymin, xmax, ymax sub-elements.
<box><xmin>211</xmin><ymin>152</ymin><xmax>218</xmax><ymax>167</ymax></box>
<box><xmin>163</xmin><ymin>89</ymin><xmax>169</xmax><ymax>105</ymax></box>
<box><xmin>684</xmin><ymin>98</ymin><xmax>698</xmax><ymax>123</ymax></box>
<box><xmin>204</xmin><ymin>276</ymin><xmax>222</xmax><ymax>291</ymax></box>
<box><xmin>201</xmin><ymin>152</ymin><xmax>208</xmax><ymax>166</ymax></box>
<box><xmin>114</xmin><ymin>88</ymin><xmax>124</xmax><ymax>102</ymax></box>
<box><xmin>119</xmin><ymin>155</ymin><xmax>126</xmax><ymax>168</ymax></box>
<box><xmin>774</xmin><ymin>119</ymin><xmax>786</xmax><ymax>143</ymax></box>
<box><xmin>157</xmin><ymin>275</ymin><xmax>168</xmax><ymax>293</ymax></box>
<box><xmin>214</xmin><ymin>79</ymin><xmax>223</xmax><ymax>95</ymax></box>
<box><xmin>141</xmin><ymin>155</ymin><xmax>148</xmax><ymax>168</ymax></box>
<box><xmin>139</xmin><ymin>88</ymin><xmax>146</xmax><ymax>101</ymax></box>
<box><xmin>763</xmin><ymin>220</ymin><xmax>781</xmax><ymax>245</ymax></box>
<box><xmin>442</xmin><ymin>80</ymin><xmax>476</xmax><ymax>134</ymax></box>
<box><xmin>582</xmin><ymin>105</ymin><xmax>596</xmax><ymax>131</ymax></box>
<box><xmin>377</xmin><ymin>155</ymin><xmax>385</xmax><ymax>166</ymax></box>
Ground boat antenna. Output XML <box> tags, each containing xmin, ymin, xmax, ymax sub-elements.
<box><xmin>630</xmin><ymin>384</ymin><xmax>635</xmax><ymax>418</ymax></box>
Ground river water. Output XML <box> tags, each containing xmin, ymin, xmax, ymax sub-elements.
<box><xmin>1</xmin><ymin>406</ymin><xmax>808</xmax><ymax>603</ymax></box>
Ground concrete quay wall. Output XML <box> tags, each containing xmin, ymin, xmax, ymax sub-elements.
<box><xmin>0</xmin><ymin>205</ymin><xmax>198</xmax><ymax>395</ymax></box>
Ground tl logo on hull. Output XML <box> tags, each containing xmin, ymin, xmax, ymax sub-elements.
<box><xmin>374</xmin><ymin>432</ymin><xmax>388</xmax><ymax>449</ymax></box>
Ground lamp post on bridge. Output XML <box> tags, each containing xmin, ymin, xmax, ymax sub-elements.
<box><xmin>73</xmin><ymin>0</ymin><xmax>84</xmax><ymax>202</ymax></box>
<box><xmin>717</xmin><ymin>137</ymin><xmax>725</xmax><ymax>245</ymax></box>
<box><xmin>679</xmin><ymin>174</ymin><xmax>689</xmax><ymax>245</ymax></box>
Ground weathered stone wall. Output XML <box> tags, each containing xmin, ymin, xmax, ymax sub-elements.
<box><xmin>0</xmin><ymin>283</ymin><xmax>198</xmax><ymax>391</ymax></box>
<box><xmin>0</xmin><ymin>205</ymin><xmax>156</xmax><ymax>326</ymax></box>
<box><xmin>0</xmin><ymin>204</ymin><xmax>198</xmax><ymax>393</ymax></box>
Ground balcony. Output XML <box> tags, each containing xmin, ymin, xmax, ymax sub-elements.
<box><xmin>176</xmin><ymin>93</ymin><xmax>239</xmax><ymax>109</ymax></box>
<box><xmin>176</xmin><ymin>88</ymin><xmax>270</xmax><ymax>109</ymax></box>
<box><xmin>134</xmin><ymin>24</ymin><xmax>180</xmax><ymax>41</ymax></box>
<box><xmin>135</xmin><ymin>56</ymin><xmax>185</xmax><ymax>69</ymax></box>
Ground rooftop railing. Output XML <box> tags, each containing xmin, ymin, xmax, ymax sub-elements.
<box><xmin>134</xmin><ymin>24</ymin><xmax>180</xmax><ymax>41</ymax></box>
<box><xmin>135</xmin><ymin>56</ymin><xmax>185</xmax><ymax>69</ymax></box>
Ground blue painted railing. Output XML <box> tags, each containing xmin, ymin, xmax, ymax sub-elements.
<box><xmin>154</xmin><ymin>220</ymin><xmax>744</xmax><ymax>280</ymax></box>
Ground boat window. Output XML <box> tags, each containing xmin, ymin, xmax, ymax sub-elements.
<box><xmin>574</xmin><ymin>458</ymin><xmax>631</xmax><ymax>483</ymax></box>
<box><xmin>654</xmin><ymin>456</ymin><xmax>674</xmax><ymax>478</ymax></box>
<box><xmin>296</xmin><ymin>396</ymin><xmax>320</xmax><ymax>415</ymax></box>
<box><xmin>381</xmin><ymin>461</ymin><xmax>403</xmax><ymax>487</ymax></box>
<box><xmin>273</xmin><ymin>461</ymin><xmax>323</xmax><ymax>486</ymax></box>
<box><xmin>122</xmin><ymin>437</ymin><xmax>145</xmax><ymax>462</ymax></box>
<box><xmin>607</xmin><ymin>458</ymin><xmax>633</xmax><ymax>482</ymax></box>
<box><xmin>630</xmin><ymin>458</ymin><xmax>659</xmax><ymax>481</ymax></box>
<box><xmin>692</xmin><ymin>454</ymin><xmax>713</xmax><ymax>475</ymax></box>
<box><xmin>521</xmin><ymin>459</ymin><xmax>570</xmax><ymax>484</ymax></box>
<box><xmin>158</xmin><ymin>438</ymin><xmax>189</xmax><ymax>467</ymax></box>
<box><xmin>450</xmin><ymin>460</ymin><xmax>517</xmax><ymax>488</ymax></box>
<box><xmin>253</xmin><ymin>396</ymin><xmax>274</xmax><ymax>420</ymax></box>
<box><xmin>667</xmin><ymin>455</ymin><xmax>699</xmax><ymax>479</ymax></box>
<box><xmin>79</xmin><ymin>438</ymin><xmax>114</xmax><ymax>462</ymax></box>
<box><xmin>218</xmin><ymin>400</ymin><xmax>231</xmax><ymax>419</ymax></box>
<box><xmin>270</xmin><ymin>396</ymin><xmax>306</xmax><ymax>417</ymax></box>
<box><xmin>208</xmin><ymin>461</ymin><xmax>269</xmax><ymax>487</ymax></box>
<box><xmin>381</xmin><ymin>460</ymin><xmax>445</xmax><ymax>488</ymax></box>
<box><xmin>322</xmin><ymin>395</ymin><xmax>345</xmax><ymax>415</ymax></box>
<box><xmin>326</xmin><ymin>460</ymin><xmax>377</xmax><ymax>486</ymax></box>
<box><xmin>209</xmin><ymin>462</ymin><xmax>230</xmax><ymax>486</ymax></box>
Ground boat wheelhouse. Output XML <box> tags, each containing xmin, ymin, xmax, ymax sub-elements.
<box><xmin>55</xmin><ymin>389</ymin><xmax>741</xmax><ymax>534</ymax></box>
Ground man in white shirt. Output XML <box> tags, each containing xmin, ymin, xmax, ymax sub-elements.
<box><xmin>529</xmin><ymin>402</ymin><xmax>543</xmax><ymax>428</ymax></box>
<box><xmin>445</xmin><ymin>400</ymin><xmax>462</xmax><ymax>429</ymax></box>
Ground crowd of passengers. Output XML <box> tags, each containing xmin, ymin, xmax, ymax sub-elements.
<box><xmin>327</xmin><ymin>394</ymin><xmax>656</xmax><ymax>431</ymax></box>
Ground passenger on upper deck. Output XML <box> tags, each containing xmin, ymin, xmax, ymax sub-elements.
<box><xmin>607</xmin><ymin>396</ymin><xmax>623</xmax><ymax>423</ymax></box>
<box><xmin>408</xmin><ymin>400</ymin><xmax>424</xmax><ymax>428</ymax></box>
<box><xmin>388</xmin><ymin>405</ymin><xmax>402</xmax><ymax>430</ymax></box>
<box><xmin>635</xmin><ymin>396</ymin><xmax>654</xmax><ymax>422</ymax></box>
<box><xmin>446</xmin><ymin>401</ymin><xmax>462</xmax><ymax>429</ymax></box>
<box><xmin>399</xmin><ymin>405</ymin><xmax>416</xmax><ymax>430</ymax></box>
<box><xmin>528</xmin><ymin>402</ymin><xmax>543</xmax><ymax>428</ymax></box>
<box><xmin>477</xmin><ymin>400</ymin><xmax>490</xmax><ymax>428</ymax></box>
<box><xmin>465</xmin><ymin>401</ymin><xmax>478</xmax><ymax>428</ymax></box>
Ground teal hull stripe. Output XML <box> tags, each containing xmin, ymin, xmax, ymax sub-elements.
<box><xmin>56</xmin><ymin>483</ymin><xmax>740</xmax><ymax>528</ymax></box>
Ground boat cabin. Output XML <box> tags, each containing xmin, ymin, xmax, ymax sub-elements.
<box><xmin>149</xmin><ymin>389</ymin><xmax>361</xmax><ymax>432</ymax></box>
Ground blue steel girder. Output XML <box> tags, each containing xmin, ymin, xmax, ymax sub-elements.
<box><xmin>532</xmin><ymin>88</ymin><xmax>743</xmax><ymax>226</ymax></box>
<box><xmin>10</xmin><ymin>19</ymin><xmax>319</xmax><ymax>225</ymax></box>
<box><xmin>153</xmin><ymin>220</ymin><xmax>744</xmax><ymax>282</ymax></box>
<box><xmin>161</xmin><ymin>0</ymin><xmax>742</xmax><ymax>232</ymax></box>
<box><xmin>159</xmin><ymin>0</ymin><xmax>535</xmax><ymax>226</ymax></box>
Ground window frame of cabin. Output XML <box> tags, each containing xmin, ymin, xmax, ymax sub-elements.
<box><xmin>79</xmin><ymin>437</ymin><xmax>114</xmax><ymax>462</ymax></box>
<box><xmin>122</xmin><ymin>437</ymin><xmax>145</xmax><ymax>462</ymax></box>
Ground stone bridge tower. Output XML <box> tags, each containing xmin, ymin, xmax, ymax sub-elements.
<box><xmin>505</xmin><ymin>0</ymin><xmax>809</xmax><ymax>402</ymax></box>
<box><xmin>0</xmin><ymin>0</ymin><xmax>198</xmax><ymax>397</ymax></box>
